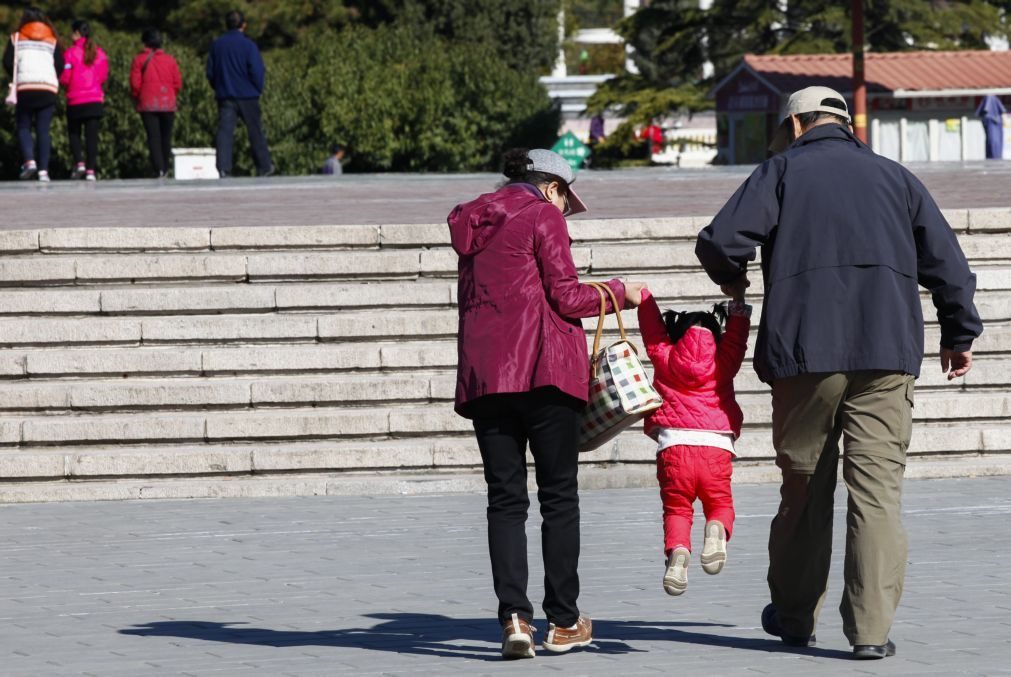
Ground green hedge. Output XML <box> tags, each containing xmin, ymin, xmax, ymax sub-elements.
<box><xmin>0</xmin><ymin>23</ymin><xmax>559</xmax><ymax>179</ymax></box>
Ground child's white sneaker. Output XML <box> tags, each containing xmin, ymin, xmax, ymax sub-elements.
<box><xmin>663</xmin><ymin>547</ymin><xmax>690</xmax><ymax>595</ymax></box>
<box><xmin>700</xmin><ymin>520</ymin><xmax>727</xmax><ymax>575</ymax></box>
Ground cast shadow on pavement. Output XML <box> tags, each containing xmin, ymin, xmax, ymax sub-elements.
<box><xmin>119</xmin><ymin>614</ymin><xmax>850</xmax><ymax>661</ymax></box>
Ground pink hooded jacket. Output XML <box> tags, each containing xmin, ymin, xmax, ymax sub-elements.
<box><xmin>450</xmin><ymin>183</ymin><xmax>626</xmax><ymax>416</ymax></box>
<box><xmin>59</xmin><ymin>37</ymin><xmax>108</xmax><ymax>105</ymax></box>
<box><xmin>637</xmin><ymin>289</ymin><xmax>749</xmax><ymax>439</ymax></box>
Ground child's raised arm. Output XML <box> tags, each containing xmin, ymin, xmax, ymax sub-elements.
<box><xmin>715</xmin><ymin>301</ymin><xmax>752</xmax><ymax>381</ymax></box>
<box><xmin>637</xmin><ymin>288</ymin><xmax>674</xmax><ymax>364</ymax></box>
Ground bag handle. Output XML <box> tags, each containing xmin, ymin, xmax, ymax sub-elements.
<box><xmin>586</xmin><ymin>281</ymin><xmax>630</xmax><ymax>358</ymax></box>
<box><xmin>141</xmin><ymin>48</ymin><xmax>156</xmax><ymax>78</ymax></box>
<box><xmin>588</xmin><ymin>282</ymin><xmax>607</xmax><ymax>359</ymax></box>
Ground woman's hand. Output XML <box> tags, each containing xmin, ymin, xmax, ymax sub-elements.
<box><xmin>623</xmin><ymin>281</ymin><xmax>648</xmax><ymax>308</ymax></box>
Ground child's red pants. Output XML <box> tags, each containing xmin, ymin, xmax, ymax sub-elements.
<box><xmin>656</xmin><ymin>444</ymin><xmax>735</xmax><ymax>553</ymax></box>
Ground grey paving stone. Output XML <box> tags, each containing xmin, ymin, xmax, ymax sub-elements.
<box><xmin>0</xmin><ymin>477</ymin><xmax>1008</xmax><ymax>675</ymax></box>
<box><xmin>0</xmin><ymin>166</ymin><xmax>1009</xmax><ymax>229</ymax></box>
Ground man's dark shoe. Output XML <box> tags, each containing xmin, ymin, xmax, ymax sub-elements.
<box><xmin>853</xmin><ymin>639</ymin><xmax>896</xmax><ymax>659</ymax></box>
<box><xmin>761</xmin><ymin>603</ymin><xmax>816</xmax><ymax>647</ymax></box>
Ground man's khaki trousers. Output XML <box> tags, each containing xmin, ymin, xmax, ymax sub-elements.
<box><xmin>769</xmin><ymin>370</ymin><xmax>914</xmax><ymax>646</ymax></box>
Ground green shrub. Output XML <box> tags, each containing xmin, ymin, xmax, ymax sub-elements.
<box><xmin>263</xmin><ymin>24</ymin><xmax>559</xmax><ymax>174</ymax></box>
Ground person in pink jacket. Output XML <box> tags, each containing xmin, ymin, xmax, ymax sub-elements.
<box><xmin>637</xmin><ymin>287</ymin><xmax>751</xmax><ymax>596</ymax></box>
<box><xmin>59</xmin><ymin>20</ymin><xmax>107</xmax><ymax>180</ymax></box>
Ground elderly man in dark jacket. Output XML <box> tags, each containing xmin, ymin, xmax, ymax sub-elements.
<box><xmin>206</xmin><ymin>10</ymin><xmax>273</xmax><ymax>177</ymax></box>
<box><xmin>696</xmin><ymin>86</ymin><xmax>982</xmax><ymax>660</ymax></box>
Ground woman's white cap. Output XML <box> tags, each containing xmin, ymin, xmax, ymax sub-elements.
<box><xmin>526</xmin><ymin>148</ymin><xmax>587</xmax><ymax>215</ymax></box>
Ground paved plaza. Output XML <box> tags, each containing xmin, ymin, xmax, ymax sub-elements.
<box><xmin>1</xmin><ymin>161</ymin><xmax>1010</xmax><ymax>229</ymax></box>
<box><xmin>1</xmin><ymin>475</ymin><xmax>1009</xmax><ymax>676</ymax></box>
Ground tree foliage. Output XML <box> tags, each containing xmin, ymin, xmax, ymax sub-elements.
<box><xmin>267</xmin><ymin>24</ymin><xmax>559</xmax><ymax>174</ymax></box>
<box><xmin>347</xmin><ymin>0</ymin><xmax>562</xmax><ymax>72</ymax></box>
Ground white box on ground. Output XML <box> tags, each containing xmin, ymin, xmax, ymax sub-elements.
<box><xmin>173</xmin><ymin>148</ymin><xmax>218</xmax><ymax>180</ymax></box>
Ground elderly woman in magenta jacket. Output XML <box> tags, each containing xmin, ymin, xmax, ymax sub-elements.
<box><xmin>449</xmin><ymin>148</ymin><xmax>645</xmax><ymax>660</ymax></box>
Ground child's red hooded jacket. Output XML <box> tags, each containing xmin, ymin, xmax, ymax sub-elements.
<box><xmin>637</xmin><ymin>289</ymin><xmax>750</xmax><ymax>440</ymax></box>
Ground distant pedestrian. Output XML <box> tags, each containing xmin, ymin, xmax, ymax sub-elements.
<box><xmin>130</xmin><ymin>29</ymin><xmax>182</xmax><ymax>178</ymax></box>
<box><xmin>639</xmin><ymin>119</ymin><xmax>664</xmax><ymax>156</ymax></box>
<box><xmin>59</xmin><ymin>20</ymin><xmax>107</xmax><ymax>181</ymax></box>
<box><xmin>3</xmin><ymin>7</ymin><xmax>64</xmax><ymax>182</ymax></box>
<box><xmin>321</xmin><ymin>144</ymin><xmax>344</xmax><ymax>176</ymax></box>
<box><xmin>449</xmin><ymin>147</ymin><xmax>646</xmax><ymax>659</ymax></box>
<box><xmin>589</xmin><ymin>113</ymin><xmax>606</xmax><ymax>146</ymax></box>
<box><xmin>206</xmin><ymin>10</ymin><xmax>273</xmax><ymax>177</ymax></box>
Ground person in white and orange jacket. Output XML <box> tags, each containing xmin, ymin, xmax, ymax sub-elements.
<box><xmin>637</xmin><ymin>287</ymin><xmax>751</xmax><ymax>596</ymax></box>
<box><xmin>2</xmin><ymin>8</ymin><xmax>64</xmax><ymax>181</ymax></box>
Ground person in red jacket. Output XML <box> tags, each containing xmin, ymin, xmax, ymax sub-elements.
<box><xmin>637</xmin><ymin>287</ymin><xmax>751</xmax><ymax>596</ymax></box>
<box><xmin>639</xmin><ymin>119</ymin><xmax>665</xmax><ymax>156</ymax></box>
<box><xmin>130</xmin><ymin>29</ymin><xmax>182</xmax><ymax>177</ymax></box>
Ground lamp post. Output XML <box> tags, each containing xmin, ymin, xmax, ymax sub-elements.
<box><xmin>852</xmin><ymin>0</ymin><xmax>868</xmax><ymax>143</ymax></box>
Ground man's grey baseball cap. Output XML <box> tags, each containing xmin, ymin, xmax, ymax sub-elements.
<box><xmin>768</xmin><ymin>85</ymin><xmax>852</xmax><ymax>153</ymax></box>
<box><xmin>526</xmin><ymin>148</ymin><xmax>587</xmax><ymax>215</ymax></box>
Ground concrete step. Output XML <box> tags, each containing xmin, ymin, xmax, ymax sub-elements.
<box><xmin>0</xmin><ymin>390</ymin><xmax>1005</xmax><ymax>449</ymax></box>
<box><xmin>2</xmin><ymin>268</ymin><xmax>1009</xmax><ymax>321</ymax></box>
<box><xmin>2</xmin><ymin>228</ymin><xmax>1006</xmax><ymax>287</ymax></box>
<box><xmin>0</xmin><ymin>438</ymin><xmax>441</xmax><ymax>479</ymax></box>
<box><xmin>3</xmin><ymin>319</ymin><xmax>1007</xmax><ymax>380</ymax></box>
<box><xmin>6</xmin><ymin>210</ymin><xmax>1005</xmax><ymax>258</ymax></box>
<box><xmin>5</xmin><ymin>451</ymin><xmax>1011</xmax><ymax>503</ymax></box>
<box><xmin>1</xmin><ymin>419</ymin><xmax>1007</xmax><ymax>483</ymax></box>
<box><xmin>5</xmin><ymin>343</ymin><xmax>404</xmax><ymax>378</ymax></box>
<box><xmin>0</xmin><ymin>280</ymin><xmax>455</xmax><ymax>317</ymax></box>
<box><xmin>8</xmin><ymin>301</ymin><xmax>1001</xmax><ymax>349</ymax></box>
<box><xmin>0</xmin><ymin>353</ymin><xmax>1006</xmax><ymax>415</ymax></box>
<box><xmin>0</xmin><ymin>374</ymin><xmax>437</xmax><ymax>412</ymax></box>
<box><xmin>382</xmin><ymin>392</ymin><xmax>1011</xmax><ymax>435</ymax></box>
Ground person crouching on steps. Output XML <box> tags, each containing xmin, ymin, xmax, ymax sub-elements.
<box><xmin>637</xmin><ymin>286</ymin><xmax>751</xmax><ymax>595</ymax></box>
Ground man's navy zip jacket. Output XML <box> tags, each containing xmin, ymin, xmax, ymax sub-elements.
<box><xmin>206</xmin><ymin>29</ymin><xmax>265</xmax><ymax>100</ymax></box>
<box><xmin>696</xmin><ymin>123</ymin><xmax>983</xmax><ymax>384</ymax></box>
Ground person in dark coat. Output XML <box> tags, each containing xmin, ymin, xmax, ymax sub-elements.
<box><xmin>206</xmin><ymin>10</ymin><xmax>273</xmax><ymax>177</ymax></box>
<box><xmin>130</xmin><ymin>29</ymin><xmax>182</xmax><ymax>178</ymax></box>
<box><xmin>696</xmin><ymin>86</ymin><xmax>983</xmax><ymax>660</ymax></box>
<box><xmin>450</xmin><ymin>147</ymin><xmax>645</xmax><ymax>659</ymax></box>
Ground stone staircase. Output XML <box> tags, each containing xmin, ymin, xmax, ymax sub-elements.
<box><xmin>0</xmin><ymin>211</ymin><xmax>1008</xmax><ymax>502</ymax></box>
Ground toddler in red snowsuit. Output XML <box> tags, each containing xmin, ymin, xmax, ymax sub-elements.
<box><xmin>637</xmin><ymin>288</ymin><xmax>751</xmax><ymax>595</ymax></box>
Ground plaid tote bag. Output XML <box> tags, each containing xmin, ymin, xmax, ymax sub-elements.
<box><xmin>577</xmin><ymin>282</ymin><xmax>662</xmax><ymax>452</ymax></box>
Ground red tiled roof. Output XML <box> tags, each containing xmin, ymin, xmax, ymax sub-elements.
<box><xmin>743</xmin><ymin>51</ymin><xmax>1011</xmax><ymax>94</ymax></box>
